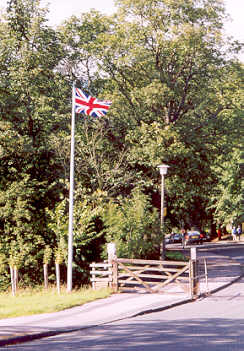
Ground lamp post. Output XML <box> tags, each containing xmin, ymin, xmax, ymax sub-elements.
<box><xmin>158</xmin><ymin>164</ymin><xmax>169</xmax><ymax>260</ymax></box>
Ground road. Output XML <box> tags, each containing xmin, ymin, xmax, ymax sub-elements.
<box><xmin>204</xmin><ymin>247</ymin><xmax>244</xmax><ymax>265</ymax></box>
<box><xmin>170</xmin><ymin>243</ymin><xmax>244</xmax><ymax>266</ymax></box>
<box><xmin>3</xmin><ymin>277</ymin><xmax>244</xmax><ymax>351</ymax></box>
<box><xmin>192</xmin><ymin>246</ymin><xmax>244</xmax><ymax>269</ymax></box>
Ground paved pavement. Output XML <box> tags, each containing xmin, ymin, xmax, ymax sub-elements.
<box><xmin>0</xmin><ymin>242</ymin><xmax>243</xmax><ymax>347</ymax></box>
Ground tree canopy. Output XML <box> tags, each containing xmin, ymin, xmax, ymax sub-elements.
<box><xmin>0</xmin><ymin>0</ymin><xmax>242</xmax><ymax>289</ymax></box>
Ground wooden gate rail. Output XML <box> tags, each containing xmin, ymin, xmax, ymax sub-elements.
<box><xmin>114</xmin><ymin>258</ymin><xmax>190</xmax><ymax>294</ymax></box>
<box><xmin>89</xmin><ymin>258</ymin><xmax>205</xmax><ymax>298</ymax></box>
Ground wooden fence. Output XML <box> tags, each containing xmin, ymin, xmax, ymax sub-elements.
<box><xmin>90</xmin><ymin>262</ymin><xmax>113</xmax><ymax>290</ymax></box>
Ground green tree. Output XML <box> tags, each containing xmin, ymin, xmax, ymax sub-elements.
<box><xmin>0</xmin><ymin>0</ymin><xmax>68</xmax><ymax>287</ymax></box>
<box><xmin>102</xmin><ymin>188</ymin><xmax>160</xmax><ymax>258</ymax></box>
<box><xmin>91</xmin><ymin>0</ymin><xmax>242</xmax><ymax>229</ymax></box>
<box><xmin>210</xmin><ymin>146</ymin><xmax>243</xmax><ymax>226</ymax></box>
<box><xmin>59</xmin><ymin>0</ymin><xmax>242</xmax><ymax>236</ymax></box>
<box><xmin>0</xmin><ymin>0</ymin><xmax>242</xmax><ymax>289</ymax></box>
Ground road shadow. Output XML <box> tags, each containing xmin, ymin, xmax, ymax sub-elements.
<box><xmin>3</xmin><ymin>317</ymin><xmax>244</xmax><ymax>351</ymax></box>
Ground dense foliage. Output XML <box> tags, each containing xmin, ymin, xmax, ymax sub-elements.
<box><xmin>0</xmin><ymin>0</ymin><xmax>242</xmax><ymax>289</ymax></box>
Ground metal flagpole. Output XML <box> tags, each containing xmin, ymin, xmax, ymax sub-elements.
<box><xmin>67</xmin><ymin>82</ymin><xmax>76</xmax><ymax>292</ymax></box>
<box><xmin>160</xmin><ymin>172</ymin><xmax>165</xmax><ymax>259</ymax></box>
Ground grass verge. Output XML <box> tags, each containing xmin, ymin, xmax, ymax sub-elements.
<box><xmin>0</xmin><ymin>286</ymin><xmax>112</xmax><ymax>319</ymax></box>
<box><xmin>166</xmin><ymin>250</ymin><xmax>188</xmax><ymax>261</ymax></box>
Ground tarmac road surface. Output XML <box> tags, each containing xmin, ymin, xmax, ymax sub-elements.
<box><xmin>2</xmin><ymin>277</ymin><xmax>244</xmax><ymax>351</ymax></box>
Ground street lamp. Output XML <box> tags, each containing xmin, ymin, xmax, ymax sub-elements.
<box><xmin>158</xmin><ymin>164</ymin><xmax>169</xmax><ymax>260</ymax></box>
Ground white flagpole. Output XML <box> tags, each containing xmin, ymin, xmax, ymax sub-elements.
<box><xmin>67</xmin><ymin>82</ymin><xmax>76</xmax><ymax>292</ymax></box>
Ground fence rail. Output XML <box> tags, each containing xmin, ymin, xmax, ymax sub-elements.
<box><xmin>90</xmin><ymin>262</ymin><xmax>113</xmax><ymax>290</ymax></box>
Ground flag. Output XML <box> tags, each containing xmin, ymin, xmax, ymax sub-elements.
<box><xmin>74</xmin><ymin>87</ymin><xmax>112</xmax><ymax>117</ymax></box>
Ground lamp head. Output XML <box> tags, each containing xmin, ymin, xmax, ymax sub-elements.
<box><xmin>158</xmin><ymin>164</ymin><xmax>169</xmax><ymax>176</ymax></box>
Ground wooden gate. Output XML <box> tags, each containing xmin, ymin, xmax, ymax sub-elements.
<box><xmin>90</xmin><ymin>258</ymin><xmax>191</xmax><ymax>294</ymax></box>
<box><xmin>114</xmin><ymin>258</ymin><xmax>190</xmax><ymax>293</ymax></box>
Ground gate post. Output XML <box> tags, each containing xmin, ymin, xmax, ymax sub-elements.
<box><xmin>107</xmin><ymin>243</ymin><xmax>116</xmax><ymax>263</ymax></box>
<box><xmin>190</xmin><ymin>247</ymin><xmax>199</xmax><ymax>299</ymax></box>
<box><xmin>112</xmin><ymin>259</ymin><xmax>118</xmax><ymax>292</ymax></box>
<box><xmin>107</xmin><ymin>243</ymin><xmax>117</xmax><ymax>291</ymax></box>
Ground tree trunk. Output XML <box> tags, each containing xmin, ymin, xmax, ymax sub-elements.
<box><xmin>44</xmin><ymin>264</ymin><xmax>48</xmax><ymax>289</ymax></box>
<box><xmin>14</xmin><ymin>267</ymin><xmax>18</xmax><ymax>293</ymax></box>
<box><xmin>55</xmin><ymin>263</ymin><xmax>60</xmax><ymax>294</ymax></box>
<box><xmin>210</xmin><ymin>222</ymin><xmax>217</xmax><ymax>239</ymax></box>
<box><xmin>10</xmin><ymin>266</ymin><xmax>15</xmax><ymax>296</ymax></box>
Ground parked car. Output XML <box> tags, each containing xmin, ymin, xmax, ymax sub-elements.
<box><xmin>170</xmin><ymin>233</ymin><xmax>182</xmax><ymax>243</ymax></box>
<box><xmin>165</xmin><ymin>233</ymin><xmax>182</xmax><ymax>244</ymax></box>
<box><xmin>185</xmin><ymin>231</ymin><xmax>202</xmax><ymax>245</ymax></box>
<box><xmin>165</xmin><ymin>235</ymin><xmax>172</xmax><ymax>244</ymax></box>
<box><xmin>200</xmin><ymin>231</ymin><xmax>211</xmax><ymax>242</ymax></box>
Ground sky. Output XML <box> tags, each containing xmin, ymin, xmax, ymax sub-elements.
<box><xmin>1</xmin><ymin>0</ymin><xmax>243</xmax><ymax>60</ymax></box>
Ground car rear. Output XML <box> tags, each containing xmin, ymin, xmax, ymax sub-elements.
<box><xmin>185</xmin><ymin>231</ymin><xmax>201</xmax><ymax>245</ymax></box>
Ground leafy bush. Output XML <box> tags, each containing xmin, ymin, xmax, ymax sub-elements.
<box><xmin>102</xmin><ymin>188</ymin><xmax>161</xmax><ymax>259</ymax></box>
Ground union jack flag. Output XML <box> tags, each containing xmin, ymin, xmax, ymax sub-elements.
<box><xmin>74</xmin><ymin>88</ymin><xmax>112</xmax><ymax>117</ymax></box>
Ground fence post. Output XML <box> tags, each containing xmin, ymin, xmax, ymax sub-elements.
<box><xmin>190</xmin><ymin>247</ymin><xmax>199</xmax><ymax>299</ymax></box>
<box><xmin>107</xmin><ymin>243</ymin><xmax>116</xmax><ymax>263</ymax></box>
<box><xmin>107</xmin><ymin>243</ymin><xmax>117</xmax><ymax>290</ymax></box>
<box><xmin>204</xmin><ymin>258</ymin><xmax>209</xmax><ymax>294</ymax></box>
